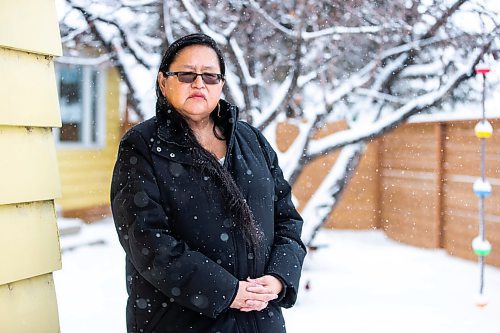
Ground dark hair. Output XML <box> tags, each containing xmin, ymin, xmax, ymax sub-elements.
<box><xmin>156</xmin><ymin>33</ymin><xmax>225</xmax><ymax>101</ymax></box>
<box><xmin>155</xmin><ymin>34</ymin><xmax>262</xmax><ymax>252</ymax></box>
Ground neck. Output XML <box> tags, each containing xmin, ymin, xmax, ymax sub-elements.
<box><xmin>187</xmin><ymin>116</ymin><xmax>214</xmax><ymax>138</ymax></box>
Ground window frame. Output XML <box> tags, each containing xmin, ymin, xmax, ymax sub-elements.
<box><xmin>54</xmin><ymin>63</ymin><xmax>107</xmax><ymax>150</ymax></box>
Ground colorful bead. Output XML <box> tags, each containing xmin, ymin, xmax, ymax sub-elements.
<box><xmin>472</xmin><ymin>236</ymin><xmax>492</xmax><ymax>256</ymax></box>
<box><xmin>475</xmin><ymin>293</ymin><xmax>489</xmax><ymax>307</ymax></box>
<box><xmin>474</xmin><ymin>120</ymin><xmax>493</xmax><ymax>138</ymax></box>
<box><xmin>475</xmin><ymin>67</ymin><xmax>491</xmax><ymax>75</ymax></box>
<box><xmin>473</xmin><ymin>179</ymin><xmax>492</xmax><ymax>197</ymax></box>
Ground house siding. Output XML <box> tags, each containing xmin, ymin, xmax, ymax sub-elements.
<box><xmin>0</xmin><ymin>0</ymin><xmax>62</xmax><ymax>331</ymax></box>
<box><xmin>56</xmin><ymin>69</ymin><xmax>121</xmax><ymax>219</ymax></box>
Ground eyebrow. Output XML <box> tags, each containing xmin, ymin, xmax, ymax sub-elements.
<box><xmin>178</xmin><ymin>65</ymin><xmax>217</xmax><ymax>70</ymax></box>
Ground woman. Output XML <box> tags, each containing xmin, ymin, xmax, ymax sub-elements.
<box><xmin>111</xmin><ymin>33</ymin><xmax>306</xmax><ymax>333</ymax></box>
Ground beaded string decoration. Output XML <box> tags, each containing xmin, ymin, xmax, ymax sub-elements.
<box><xmin>472</xmin><ymin>66</ymin><xmax>493</xmax><ymax>307</ymax></box>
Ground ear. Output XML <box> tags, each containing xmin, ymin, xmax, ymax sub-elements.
<box><xmin>157</xmin><ymin>72</ymin><xmax>168</xmax><ymax>96</ymax></box>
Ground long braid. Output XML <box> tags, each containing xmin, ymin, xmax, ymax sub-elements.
<box><xmin>154</xmin><ymin>33</ymin><xmax>261</xmax><ymax>252</ymax></box>
<box><xmin>159</xmin><ymin>101</ymin><xmax>262</xmax><ymax>252</ymax></box>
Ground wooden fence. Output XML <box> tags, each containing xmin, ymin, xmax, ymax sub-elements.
<box><xmin>289</xmin><ymin>118</ymin><xmax>500</xmax><ymax>267</ymax></box>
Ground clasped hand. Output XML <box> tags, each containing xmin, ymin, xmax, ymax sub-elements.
<box><xmin>229</xmin><ymin>275</ymin><xmax>283</xmax><ymax>312</ymax></box>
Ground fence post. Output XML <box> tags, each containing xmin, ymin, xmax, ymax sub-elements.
<box><xmin>435</xmin><ymin>122</ymin><xmax>446</xmax><ymax>248</ymax></box>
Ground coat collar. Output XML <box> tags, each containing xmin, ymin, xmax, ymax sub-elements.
<box><xmin>155</xmin><ymin>99</ymin><xmax>238</xmax><ymax>147</ymax></box>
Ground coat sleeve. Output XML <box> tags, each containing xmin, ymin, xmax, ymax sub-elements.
<box><xmin>110</xmin><ymin>129</ymin><xmax>238</xmax><ymax>318</ymax></box>
<box><xmin>253</xmin><ymin>128</ymin><xmax>307</xmax><ymax>308</ymax></box>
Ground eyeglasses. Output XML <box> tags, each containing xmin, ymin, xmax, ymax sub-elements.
<box><xmin>163</xmin><ymin>71</ymin><xmax>224</xmax><ymax>84</ymax></box>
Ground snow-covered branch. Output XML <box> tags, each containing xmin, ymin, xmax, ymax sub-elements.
<box><xmin>162</xmin><ymin>1</ymin><xmax>175</xmax><ymax>44</ymax></box>
<box><xmin>280</xmin><ymin>119</ymin><xmax>316</xmax><ymax>181</ymax></box>
<box><xmin>60</xmin><ymin>25</ymin><xmax>89</xmax><ymax>43</ymax></box>
<box><xmin>180</xmin><ymin>0</ymin><xmax>228</xmax><ymax>44</ymax></box>
<box><xmin>56</xmin><ymin>0</ymin><xmax>499</xmax><ymax>247</ymax></box>
<box><xmin>67</xmin><ymin>2</ymin><xmax>155</xmax><ymax>70</ymax></box>
<box><xmin>64</xmin><ymin>1</ymin><xmax>155</xmax><ymax>69</ymax></box>
<box><xmin>399</xmin><ymin>60</ymin><xmax>444</xmax><ymax>78</ymax></box>
<box><xmin>354</xmin><ymin>88</ymin><xmax>406</xmax><ymax>104</ymax></box>
<box><xmin>56</xmin><ymin>54</ymin><xmax>111</xmax><ymax>66</ymax></box>
<box><xmin>247</xmin><ymin>0</ymin><xmax>294</xmax><ymax>36</ymax></box>
<box><xmin>379</xmin><ymin>35</ymin><xmax>445</xmax><ymax>59</ymax></box>
<box><xmin>64</xmin><ymin>1</ymin><xmax>150</xmax><ymax>118</ymax></box>
<box><xmin>248</xmin><ymin>0</ymin><xmax>385</xmax><ymax>40</ymax></box>
<box><xmin>307</xmin><ymin>46</ymin><xmax>490</xmax><ymax>159</ymax></box>
<box><xmin>228</xmin><ymin>37</ymin><xmax>259</xmax><ymax>86</ymax></box>
<box><xmin>302</xmin><ymin>25</ymin><xmax>386</xmax><ymax>40</ymax></box>
<box><xmin>301</xmin><ymin>143</ymin><xmax>364</xmax><ymax>245</ymax></box>
<box><xmin>120</xmin><ymin>0</ymin><xmax>159</xmax><ymax>6</ymax></box>
<box><xmin>253</xmin><ymin>74</ymin><xmax>293</xmax><ymax>128</ymax></box>
<box><xmin>94</xmin><ymin>22</ymin><xmax>150</xmax><ymax>119</ymax></box>
<box><xmin>421</xmin><ymin>0</ymin><xmax>468</xmax><ymax>39</ymax></box>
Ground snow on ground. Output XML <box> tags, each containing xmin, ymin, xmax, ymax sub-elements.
<box><xmin>54</xmin><ymin>218</ymin><xmax>500</xmax><ymax>333</ymax></box>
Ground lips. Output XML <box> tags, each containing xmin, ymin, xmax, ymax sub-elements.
<box><xmin>189</xmin><ymin>93</ymin><xmax>206</xmax><ymax>99</ymax></box>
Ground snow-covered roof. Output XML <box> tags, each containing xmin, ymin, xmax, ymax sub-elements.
<box><xmin>408</xmin><ymin>108</ymin><xmax>500</xmax><ymax>123</ymax></box>
<box><xmin>409</xmin><ymin>90</ymin><xmax>500</xmax><ymax>123</ymax></box>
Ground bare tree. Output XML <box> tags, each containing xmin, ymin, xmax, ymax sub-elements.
<box><xmin>58</xmin><ymin>0</ymin><xmax>499</xmax><ymax>244</ymax></box>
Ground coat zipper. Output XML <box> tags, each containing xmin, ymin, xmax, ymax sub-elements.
<box><xmin>223</xmin><ymin>112</ymin><xmax>237</xmax><ymax>169</ymax></box>
<box><xmin>223</xmin><ymin>114</ymin><xmax>259</xmax><ymax>331</ymax></box>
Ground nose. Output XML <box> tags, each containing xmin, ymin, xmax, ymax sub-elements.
<box><xmin>191</xmin><ymin>74</ymin><xmax>205</xmax><ymax>88</ymax></box>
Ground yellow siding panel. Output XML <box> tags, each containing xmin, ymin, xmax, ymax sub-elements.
<box><xmin>0</xmin><ymin>273</ymin><xmax>60</xmax><ymax>333</ymax></box>
<box><xmin>0</xmin><ymin>47</ymin><xmax>61</xmax><ymax>128</ymax></box>
<box><xmin>56</xmin><ymin>69</ymin><xmax>122</xmax><ymax>211</ymax></box>
<box><xmin>0</xmin><ymin>126</ymin><xmax>61</xmax><ymax>205</ymax></box>
<box><xmin>0</xmin><ymin>201</ymin><xmax>61</xmax><ymax>285</ymax></box>
<box><xmin>0</xmin><ymin>0</ymin><xmax>62</xmax><ymax>56</ymax></box>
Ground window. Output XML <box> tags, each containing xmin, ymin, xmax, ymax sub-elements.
<box><xmin>55</xmin><ymin>63</ymin><xmax>106</xmax><ymax>147</ymax></box>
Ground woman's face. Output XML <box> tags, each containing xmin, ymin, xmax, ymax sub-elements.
<box><xmin>158</xmin><ymin>45</ymin><xmax>224</xmax><ymax>124</ymax></box>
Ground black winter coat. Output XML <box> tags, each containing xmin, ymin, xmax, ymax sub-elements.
<box><xmin>111</xmin><ymin>100</ymin><xmax>306</xmax><ymax>333</ymax></box>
